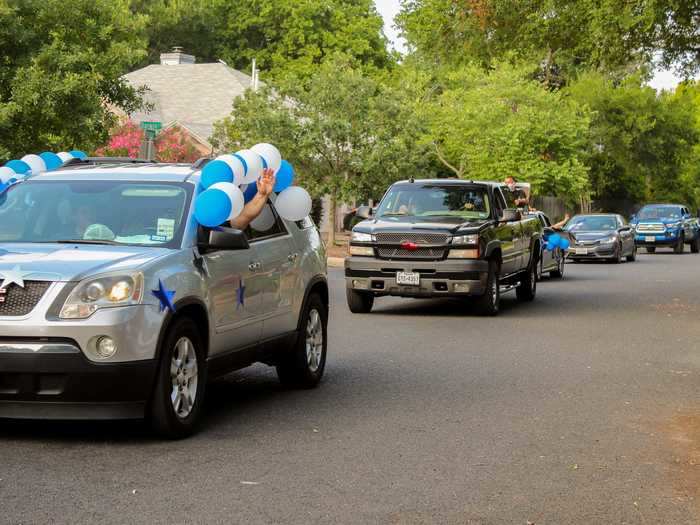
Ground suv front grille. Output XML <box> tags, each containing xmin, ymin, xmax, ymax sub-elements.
<box><xmin>0</xmin><ymin>281</ymin><xmax>51</xmax><ymax>316</ymax></box>
<box><xmin>375</xmin><ymin>232</ymin><xmax>449</xmax><ymax>260</ymax></box>
<box><xmin>637</xmin><ymin>223</ymin><xmax>665</xmax><ymax>233</ymax></box>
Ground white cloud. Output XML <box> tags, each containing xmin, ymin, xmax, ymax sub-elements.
<box><xmin>374</xmin><ymin>0</ymin><xmax>407</xmax><ymax>53</ymax></box>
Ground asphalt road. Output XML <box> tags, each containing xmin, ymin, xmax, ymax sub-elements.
<box><xmin>3</xmin><ymin>252</ymin><xmax>700</xmax><ymax>524</ymax></box>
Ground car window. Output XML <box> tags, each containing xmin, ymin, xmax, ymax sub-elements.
<box><xmin>0</xmin><ymin>180</ymin><xmax>191</xmax><ymax>248</ymax></box>
<box><xmin>376</xmin><ymin>185</ymin><xmax>491</xmax><ymax>220</ymax></box>
<box><xmin>494</xmin><ymin>189</ymin><xmax>507</xmax><ymax>214</ymax></box>
<box><xmin>638</xmin><ymin>205</ymin><xmax>682</xmax><ymax>219</ymax></box>
<box><xmin>565</xmin><ymin>216</ymin><xmax>618</xmax><ymax>232</ymax></box>
<box><xmin>246</xmin><ymin>203</ymin><xmax>288</xmax><ymax>242</ymax></box>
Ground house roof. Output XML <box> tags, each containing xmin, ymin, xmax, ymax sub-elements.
<box><xmin>122</xmin><ymin>63</ymin><xmax>254</xmax><ymax>148</ymax></box>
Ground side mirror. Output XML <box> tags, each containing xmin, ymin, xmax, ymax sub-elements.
<box><xmin>499</xmin><ymin>208</ymin><xmax>521</xmax><ymax>222</ymax></box>
<box><xmin>630</xmin><ymin>214</ymin><xmax>637</xmax><ymax>223</ymax></box>
<box><xmin>356</xmin><ymin>205</ymin><xmax>372</xmax><ymax>220</ymax></box>
<box><xmin>197</xmin><ymin>226</ymin><xmax>249</xmax><ymax>252</ymax></box>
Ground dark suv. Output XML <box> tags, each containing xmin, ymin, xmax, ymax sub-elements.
<box><xmin>344</xmin><ymin>179</ymin><xmax>542</xmax><ymax>315</ymax></box>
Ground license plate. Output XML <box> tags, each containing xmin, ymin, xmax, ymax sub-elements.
<box><xmin>645</xmin><ymin>236</ymin><xmax>656</xmax><ymax>242</ymax></box>
<box><xmin>396</xmin><ymin>271</ymin><xmax>420</xmax><ymax>286</ymax></box>
<box><xmin>575</xmin><ymin>248</ymin><xmax>588</xmax><ymax>255</ymax></box>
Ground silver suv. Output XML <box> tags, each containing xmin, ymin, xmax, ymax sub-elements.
<box><xmin>0</xmin><ymin>159</ymin><xmax>328</xmax><ymax>437</ymax></box>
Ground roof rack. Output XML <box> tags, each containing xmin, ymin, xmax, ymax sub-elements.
<box><xmin>192</xmin><ymin>157</ymin><xmax>213</xmax><ymax>169</ymax></box>
<box><xmin>62</xmin><ymin>157</ymin><xmax>156</xmax><ymax>167</ymax></box>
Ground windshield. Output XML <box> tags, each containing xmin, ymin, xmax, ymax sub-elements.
<box><xmin>0</xmin><ymin>180</ymin><xmax>191</xmax><ymax>247</ymax></box>
<box><xmin>376</xmin><ymin>185</ymin><xmax>491</xmax><ymax>220</ymax></box>
<box><xmin>564</xmin><ymin>215</ymin><xmax>618</xmax><ymax>232</ymax></box>
<box><xmin>637</xmin><ymin>205</ymin><xmax>683</xmax><ymax>220</ymax></box>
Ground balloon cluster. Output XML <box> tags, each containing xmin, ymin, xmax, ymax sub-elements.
<box><xmin>0</xmin><ymin>150</ymin><xmax>87</xmax><ymax>192</ymax></box>
<box><xmin>194</xmin><ymin>143</ymin><xmax>312</xmax><ymax>229</ymax></box>
<box><xmin>546</xmin><ymin>233</ymin><xmax>570</xmax><ymax>251</ymax></box>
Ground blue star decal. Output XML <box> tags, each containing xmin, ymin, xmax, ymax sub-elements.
<box><xmin>236</xmin><ymin>279</ymin><xmax>245</xmax><ymax>309</ymax></box>
<box><xmin>152</xmin><ymin>279</ymin><xmax>176</xmax><ymax>313</ymax></box>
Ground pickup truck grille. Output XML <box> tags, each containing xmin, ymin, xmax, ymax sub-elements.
<box><xmin>375</xmin><ymin>232</ymin><xmax>449</xmax><ymax>260</ymax></box>
<box><xmin>0</xmin><ymin>281</ymin><xmax>51</xmax><ymax>316</ymax></box>
<box><xmin>636</xmin><ymin>223</ymin><xmax>665</xmax><ymax>233</ymax></box>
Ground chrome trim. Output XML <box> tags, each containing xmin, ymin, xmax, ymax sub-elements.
<box><xmin>0</xmin><ymin>342</ymin><xmax>80</xmax><ymax>354</ymax></box>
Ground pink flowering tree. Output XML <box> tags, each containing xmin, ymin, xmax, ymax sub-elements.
<box><xmin>155</xmin><ymin>126</ymin><xmax>200</xmax><ymax>163</ymax></box>
<box><xmin>94</xmin><ymin>121</ymin><xmax>144</xmax><ymax>158</ymax></box>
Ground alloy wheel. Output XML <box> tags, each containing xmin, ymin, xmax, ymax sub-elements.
<box><xmin>170</xmin><ymin>336</ymin><xmax>198</xmax><ymax>419</ymax></box>
<box><xmin>305</xmin><ymin>309</ymin><xmax>324</xmax><ymax>372</ymax></box>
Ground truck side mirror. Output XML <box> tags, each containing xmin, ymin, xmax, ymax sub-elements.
<box><xmin>197</xmin><ymin>226</ymin><xmax>250</xmax><ymax>252</ymax></box>
<box><xmin>356</xmin><ymin>205</ymin><xmax>372</xmax><ymax>220</ymax></box>
<box><xmin>499</xmin><ymin>209</ymin><xmax>521</xmax><ymax>222</ymax></box>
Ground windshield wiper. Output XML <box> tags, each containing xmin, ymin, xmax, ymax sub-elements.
<box><xmin>379</xmin><ymin>212</ymin><xmax>410</xmax><ymax>217</ymax></box>
<box><xmin>53</xmin><ymin>239</ymin><xmax>122</xmax><ymax>246</ymax></box>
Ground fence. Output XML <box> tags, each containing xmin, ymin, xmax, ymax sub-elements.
<box><xmin>532</xmin><ymin>195</ymin><xmax>641</xmax><ymax>221</ymax></box>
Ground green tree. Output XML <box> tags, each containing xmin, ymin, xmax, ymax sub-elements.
<box><xmin>567</xmin><ymin>72</ymin><xmax>698</xmax><ymax>206</ymax></box>
<box><xmin>0</xmin><ymin>0</ymin><xmax>147</xmax><ymax>159</ymax></box>
<box><xmin>134</xmin><ymin>0</ymin><xmax>392</xmax><ymax>78</ymax></box>
<box><xmin>212</xmin><ymin>56</ymin><xmax>429</xmax><ymax>244</ymax></box>
<box><xmin>418</xmin><ymin>62</ymin><xmax>591</xmax><ymax>204</ymax></box>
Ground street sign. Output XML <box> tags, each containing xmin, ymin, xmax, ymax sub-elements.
<box><xmin>140</xmin><ymin>121</ymin><xmax>162</xmax><ymax>140</ymax></box>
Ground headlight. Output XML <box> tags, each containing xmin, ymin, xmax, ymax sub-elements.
<box><xmin>601</xmin><ymin>236</ymin><xmax>616</xmax><ymax>244</ymax></box>
<box><xmin>351</xmin><ymin>231</ymin><xmax>374</xmax><ymax>243</ymax></box>
<box><xmin>666</xmin><ymin>222</ymin><xmax>682</xmax><ymax>229</ymax></box>
<box><xmin>448</xmin><ymin>248</ymin><xmax>479</xmax><ymax>259</ymax></box>
<box><xmin>348</xmin><ymin>245</ymin><xmax>374</xmax><ymax>256</ymax></box>
<box><xmin>452</xmin><ymin>234</ymin><xmax>479</xmax><ymax>245</ymax></box>
<box><xmin>60</xmin><ymin>272</ymin><xmax>144</xmax><ymax>319</ymax></box>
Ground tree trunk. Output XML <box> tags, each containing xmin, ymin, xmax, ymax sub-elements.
<box><xmin>328</xmin><ymin>190</ymin><xmax>337</xmax><ymax>247</ymax></box>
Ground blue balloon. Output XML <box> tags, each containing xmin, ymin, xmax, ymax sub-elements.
<box><xmin>7</xmin><ymin>177</ymin><xmax>17</xmax><ymax>185</ymax></box>
<box><xmin>0</xmin><ymin>182</ymin><xmax>7</xmax><ymax>194</ymax></box>
<box><xmin>546</xmin><ymin>240</ymin><xmax>557</xmax><ymax>251</ymax></box>
<box><xmin>201</xmin><ymin>160</ymin><xmax>233</xmax><ymax>189</ymax></box>
<box><xmin>194</xmin><ymin>188</ymin><xmax>233</xmax><ymax>227</ymax></box>
<box><xmin>233</xmin><ymin>153</ymin><xmax>248</xmax><ymax>175</ymax></box>
<box><xmin>260</xmin><ymin>156</ymin><xmax>268</xmax><ymax>169</ymax></box>
<box><xmin>242</xmin><ymin>182</ymin><xmax>258</xmax><ymax>203</ymax></box>
<box><xmin>559</xmin><ymin>237</ymin><xmax>570</xmax><ymax>250</ymax></box>
<box><xmin>69</xmin><ymin>150</ymin><xmax>87</xmax><ymax>160</ymax></box>
<box><xmin>39</xmin><ymin>152</ymin><xmax>62</xmax><ymax>171</ymax></box>
<box><xmin>549</xmin><ymin>233</ymin><xmax>561</xmax><ymax>247</ymax></box>
<box><xmin>274</xmin><ymin>160</ymin><xmax>295</xmax><ymax>192</ymax></box>
<box><xmin>5</xmin><ymin>160</ymin><xmax>31</xmax><ymax>175</ymax></box>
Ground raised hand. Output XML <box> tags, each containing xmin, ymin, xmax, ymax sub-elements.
<box><xmin>256</xmin><ymin>168</ymin><xmax>276</xmax><ymax>197</ymax></box>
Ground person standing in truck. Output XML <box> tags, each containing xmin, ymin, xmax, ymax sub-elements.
<box><xmin>503</xmin><ymin>176</ymin><xmax>529</xmax><ymax>208</ymax></box>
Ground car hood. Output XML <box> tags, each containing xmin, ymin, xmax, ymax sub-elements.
<box><xmin>355</xmin><ymin>216</ymin><xmax>491</xmax><ymax>234</ymax></box>
<box><xmin>570</xmin><ymin>231</ymin><xmax>617</xmax><ymax>241</ymax></box>
<box><xmin>634</xmin><ymin>218</ymin><xmax>678</xmax><ymax>225</ymax></box>
<box><xmin>0</xmin><ymin>243</ymin><xmax>171</xmax><ymax>282</ymax></box>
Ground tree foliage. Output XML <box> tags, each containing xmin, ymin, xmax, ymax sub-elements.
<box><xmin>133</xmin><ymin>0</ymin><xmax>392</xmax><ymax>78</ymax></box>
<box><xmin>0</xmin><ymin>0</ymin><xmax>148</xmax><ymax>159</ymax></box>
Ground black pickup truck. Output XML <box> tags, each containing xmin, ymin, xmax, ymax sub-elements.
<box><xmin>345</xmin><ymin>179</ymin><xmax>542</xmax><ymax>315</ymax></box>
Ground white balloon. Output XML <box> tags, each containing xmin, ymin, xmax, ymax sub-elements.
<box><xmin>215</xmin><ymin>154</ymin><xmax>245</xmax><ymax>186</ymax></box>
<box><xmin>21</xmin><ymin>154</ymin><xmax>46</xmax><ymax>175</ymax></box>
<box><xmin>209</xmin><ymin>182</ymin><xmax>245</xmax><ymax>221</ymax></box>
<box><xmin>251</xmin><ymin>143</ymin><xmax>282</xmax><ymax>174</ymax></box>
<box><xmin>250</xmin><ymin>204</ymin><xmax>276</xmax><ymax>232</ymax></box>
<box><xmin>0</xmin><ymin>166</ymin><xmax>15</xmax><ymax>183</ymax></box>
<box><xmin>57</xmin><ymin>152</ymin><xmax>74</xmax><ymax>163</ymax></box>
<box><xmin>274</xmin><ymin>186</ymin><xmax>312</xmax><ymax>222</ymax></box>
<box><xmin>235</xmin><ymin>149</ymin><xmax>263</xmax><ymax>184</ymax></box>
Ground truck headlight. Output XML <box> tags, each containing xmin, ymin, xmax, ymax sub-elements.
<box><xmin>448</xmin><ymin>248</ymin><xmax>479</xmax><ymax>259</ymax></box>
<box><xmin>666</xmin><ymin>222</ymin><xmax>681</xmax><ymax>229</ymax></box>
<box><xmin>351</xmin><ymin>231</ymin><xmax>375</xmax><ymax>243</ymax></box>
<box><xmin>60</xmin><ymin>272</ymin><xmax>144</xmax><ymax>319</ymax></box>
<box><xmin>349</xmin><ymin>246</ymin><xmax>374</xmax><ymax>256</ymax></box>
<box><xmin>452</xmin><ymin>234</ymin><xmax>478</xmax><ymax>245</ymax></box>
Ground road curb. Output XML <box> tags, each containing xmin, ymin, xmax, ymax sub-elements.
<box><xmin>327</xmin><ymin>257</ymin><xmax>345</xmax><ymax>268</ymax></box>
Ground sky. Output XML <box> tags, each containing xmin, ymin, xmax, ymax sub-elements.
<box><xmin>373</xmin><ymin>0</ymin><xmax>691</xmax><ymax>91</ymax></box>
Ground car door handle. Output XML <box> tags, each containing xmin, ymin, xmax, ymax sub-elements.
<box><xmin>248</xmin><ymin>262</ymin><xmax>262</xmax><ymax>272</ymax></box>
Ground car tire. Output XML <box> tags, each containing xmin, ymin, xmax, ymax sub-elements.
<box><xmin>149</xmin><ymin>317</ymin><xmax>207</xmax><ymax>439</ymax></box>
<box><xmin>475</xmin><ymin>259</ymin><xmax>500</xmax><ymax>316</ymax></box>
<box><xmin>516</xmin><ymin>255</ymin><xmax>537</xmax><ymax>302</ymax></box>
<box><xmin>550</xmin><ymin>252</ymin><xmax>564</xmax><ymax>278</ymax></box>
<box><xmin>690</xmin><ymin>237</ymin><xmax>699</xmax><ymax>253</ymax></box>
<box><xmin>626</xmin><ymin>244</ymin><xmax>637</xmax><ymax>262</ymax></box>
<box><xmin>611</xmin><ymin>243</ymin><xmax>623</xmax><ymax>263</ymax></box>
<box><xmin>674</xmin><ymin>233</ymin><xmax>684</xmax><ymax>254</ymax></box>
<box><xmin>277</xmin><ymin>293</ymin><xmax>328</xmax><ymax>388</ymax></box>
<box><xmin>346</xmin><ymin>288</ymin><xmax>374</xmax><ymax>313</ymax></box>
<box><xmin>536</xmin><ymin>257</ymin><xmax>544</xmax><ymax>282</ymax></box>
<box><xmin>646</xmin><ymin>246</ymin><xmax>656</xmax><ymax>254</ymax></box>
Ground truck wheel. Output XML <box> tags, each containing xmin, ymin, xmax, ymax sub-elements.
<box><xmin>149</xmin><ymin>317</ymin><xmax>207</xmax><ymax>439</ymax></box>
<box><xmin>690</xmin><ymin>237</ymin><xmax>699</xmax><ymax>253</ymax></box>
<box><xmin>646</xmin><ymin>246</ymin><xmax>656</xmax><ymax>254</ymax></box>
<box><xmin>674</xmin><ymin>233</ymin><xmax>684</xmax><ymax>253</ymax></box>
<box><xmin>475</xmin><ymin>259</ymin><xmax>500</xmax><ymax>316</ymax></box>
<box><xmin>626</xmin><ymin>244</ymin><xmax>637</xmax><ymax>262</ymax></box>
<box><xmin>536</xmin><ymin>257</ymin><xmax>544</xmax><ymax>281</ymax></box>
<box><xmin>516</xmin><ymin>257</ymin><xmax>537</xmax><ymax>302</ymax></box>
<box><xmin>346</xmin><ymin>288</ymin><xmax>374</xmax><ymax>313</ymax></box>
<box><xmin>550</xmin><ymin>254</ymin><xmax>564</xmax><ymax>278</ymax></box>
<box><xmin>277</xmin><ymin>293</ymin><xmax>328</xmax><ymax>388</ymax></box>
